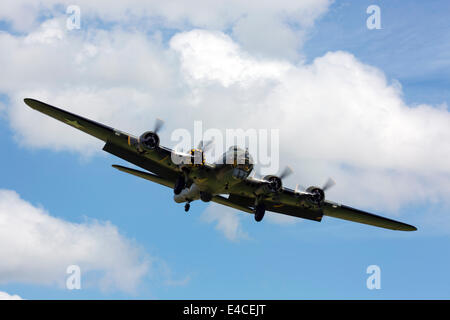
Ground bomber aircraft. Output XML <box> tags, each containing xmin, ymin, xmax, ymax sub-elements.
<box><xmin>23</xmin><ymin>98</ymin><xmax>417</xmax><ymax>231</ymax></box>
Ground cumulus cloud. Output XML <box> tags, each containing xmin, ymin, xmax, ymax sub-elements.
<box><xmin>0</xmin><ymin>0</ymin><xmax>331</xmax><ymax>59</ymax></box>
<box><xmin>202</xmin><ymin>204</ymin><xmax>249</xmax><ymax>242</ymax></box>
<box><xmin>2</xmin><ymin>18</ymin><xmax>183</xmax><ymax>154</ymax></box>
<box><xmin>0</xmin><ymin>291</ymin><xmax>23</xmax><ymax>300</ymax></box>
<box><xmin>0</xmin><ymin>189</ymin><xmax>150</xmax><ymax>292</ymax></box>
<box><xmin>168</xmin><ymin>30</ymin><xmax>450</xmax><ymax>214</ymax></box>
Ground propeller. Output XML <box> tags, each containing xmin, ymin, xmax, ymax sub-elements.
<box><xmin>197</xmin><ymin>137</ymin><xmax>215</xmax><ymax>152</ymax></box>
<box><xmin>252</xmin><ymin>166</ymin><xmax>292</xmax><ymax>182</ymax></box>
<box><xmin>154</xmin><ymin>118</ymin><xmax>164</xmax><ymax>134</ymax></box>
<box><xmin>322</xmin><ymin>177</ymin><xmax>336</xmax><ymax>191</ymax></box>
<box><xmin>294</xmin><ymin>178</ymin><xmax>335</xmax><ymax>198</ymax></box>
<box><xmin>279</xmin><ymin>166</ymin><xmax>293</xmax><ymax>180</ymax></box>
<box><xmin>264</xmin><ymin>166</ymin><xmax>293</xmax><ymax>193</ymax></box>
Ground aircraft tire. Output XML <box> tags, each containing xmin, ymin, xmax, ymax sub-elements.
<box><xmin>254</xmin><ymin>204</ymin><xmax>265</xmax><ymax>222</ymax></box>
<box><xmin>174</xmin><ymin>176</ymin><xmax>185</xmax><ymax>195</ymax></box>
<box><xmin>200</xmin><ymin>192</ymin><xmax>212</xmax><ymax>202</ymax></box>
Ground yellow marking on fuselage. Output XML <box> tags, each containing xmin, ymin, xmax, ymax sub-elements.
<box><xmin>273</xmin><ymin>204</ymin><xmax>284</xmax><ymax>208</ymax></box>
<box><xmin>128</xmin><ymin>135</ymin><xmax>131</xmax><ymax>146</ymax></box>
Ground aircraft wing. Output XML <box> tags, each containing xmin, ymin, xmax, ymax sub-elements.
<box><xmin>321</xmin><ymin>200</ymin><xmax>417</xmax><ymax>231</ymax></box>
<box><xmin>228</xmin><ymin>181</ymin><xmax>416</xmax><ymax>231</ymax></box>
<box><xmin>227</xmin><ymin>193</ymin><xmax>323</xmax><ymax>222</ymax></box>
<box><xmin>23</xmin><ymin>98</ymin><xmax>179</xmax><ymax>180</ymax></box>
<box><xmin>24</xmin><ymin>98</ymin><xmax>117</xmax><ymax>142</ymax></box>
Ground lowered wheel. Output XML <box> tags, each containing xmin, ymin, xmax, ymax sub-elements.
<box><xmin>254</xmin><ymin>204</ymin><xmax>266</xmax><ymax>222</ymax></box>
<box><xmin>200</xmin><ymin>191</ymin><xmax>212</xmax><ymax>202</ymax></box>
<box><xmin>174</xmin><ymin>176</ymin><xmax>185</xmax><ymax>195</ymax></box>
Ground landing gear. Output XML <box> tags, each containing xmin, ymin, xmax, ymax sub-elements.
<box><xmin>184</xmin><ymin>202</ymin><xmax>190</xmax><ymax>212</ymax></box>
<box><xmin>254</xmin><ymin>204</ymin><xmax>265</xmax><ymax>222</ymax></box>
<box><xmin>174</xmin><ymin>176</ymin><xmax>185</xmax><ymax>195</ymax></box>
<box><xmin>200</xmin><ymin>191</ymin><xmax>212</xmax><ymax>202</ymax></box>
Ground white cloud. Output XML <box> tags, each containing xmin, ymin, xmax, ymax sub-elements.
<box><xmin>0</xmin><ymin>291</ymin><xmax>23</xmax><ymax>300</ymax></box>
<box><xmin>202</xmin><ymin>204</ymin><xmax>249</xmax><ymax>242</ymax></box>
<box><xmin>231</xmin><ymin>13</ymin><xmax>304</xmax><ymax>60</ymax></box>
<box><xmin>0</xmin><ymin>189</ymin><xmax>150</xmax><ymax>292</ymax></box>
<box><xmin>1</xmin><ymin>19</ymin><xmax>184</xmax><ymax>154</ymax></box>
<box><xmin>171</xmin><ymin>30</ymin><xmax>291</xmax><ymax>87</ymax></box>
<box><xmin>0</xmin><ymin>0</ymin><xmax>331</xmax><ymax>59</ymax></box>
<box><xmin>24</xmin><ymin>18</ymin><xmax>64</xmax><ymax>44</ymax></box>
<box><xmin>168</xmin><ymin>30</ymin><xmax>450</xmax><ymax>213</ymax></box>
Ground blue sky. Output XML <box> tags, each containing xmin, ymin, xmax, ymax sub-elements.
<box><xmin>303</xmin><ymin>0</ymin><xmax>450</xmax><ymax>105</ymax></box>
<box><xmin>0</xmin><ymin>0</ymin><xmax>449</xmax><ymax>299</ymax></box>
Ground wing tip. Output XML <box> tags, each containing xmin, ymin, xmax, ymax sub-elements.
<box><xmin>397</xmin><ymin>224</ymin><xmax>417</xmax><ymax>232</ymax></box>
<box><xmin>23</xmin><ymin>97</ymin><xmax>35</xmax><ymax>106</ymax></box>
<box><xmin>23</xmin><ymin>98</ymin><xmax>44</xmax><ymax>110</ymax></box>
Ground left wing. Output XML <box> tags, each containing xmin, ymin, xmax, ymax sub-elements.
<box><xmin>24</xmin><ymin>98</ymin><xmax>179</xmax><ymax>180</ymax></box>
<box><xmin>24</xmin><ymin>98</ymin><xmax>117</xmax><ymax>143</ymax></box>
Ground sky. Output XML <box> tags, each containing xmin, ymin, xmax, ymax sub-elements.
<box><xmin>0</xmin><ymin>0</ymin><xmax>449</xmax><ymax>299</ymax></box>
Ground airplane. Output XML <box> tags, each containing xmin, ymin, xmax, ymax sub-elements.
<box><xmin>23</xmin><ymin>98</ymin><xmax>417</xmax><ymax>232</ymax></box>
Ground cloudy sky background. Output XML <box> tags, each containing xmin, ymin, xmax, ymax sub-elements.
<box><xmin>0</xmin><ymin>0</ymin><xmax>449</xmax><ymax>299</ymax></box>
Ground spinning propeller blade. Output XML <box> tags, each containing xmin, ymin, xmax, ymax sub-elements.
<box><xmin>154</xmin><ymin>118</ymin><xmax>164</xmax><ymax>134</ymax></box>
<box><xmin>322</xmin><ymin>177</ymin><xmax>336</xmax><ymax>191</ymax></box>
<box><xmin>279</xmin><ymin>166</ymin><xmax>293</xmax><ymax>180</ymax></box>
<box><xmin>197</xmin><ymin>137</ymin><xmax>215</xmax><ymax>152</ymax></box>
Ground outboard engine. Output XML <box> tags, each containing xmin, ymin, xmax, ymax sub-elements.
<box><xmin>306</xmin><ymin>186</ymin><xmax>325</xmax><ymax>206</ymax></box>
<box><xmin>138</xmin><ymin>131</ymin><xmax>159</xmax><ymax>152</ymax></box>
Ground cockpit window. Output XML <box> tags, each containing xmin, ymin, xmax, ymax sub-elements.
<box><xmin>218</xmin><ymin>146</ymin><xmax>254</xmax><ymax>172</ymax></box>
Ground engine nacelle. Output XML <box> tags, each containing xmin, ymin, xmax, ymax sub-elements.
<box><xmin>306</xmin><ymin>186</ymin><xmax>325</xmax><ymax>206</ymax></box>
<box><xmin>263</xmin><ymin>175</ymin><xmax>283</xmax><ymax>193</ymax></box>
<box><xmin>138</xmin><ymin>131</ymin><xmax>160</xmax><ymax>152</ymax></box>
<box><xmin>174</xmin><ymin>183</ymin><xmax>200</xmax><ymax>203</ymax></box>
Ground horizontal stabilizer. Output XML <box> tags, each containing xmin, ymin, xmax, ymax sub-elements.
<box><xmin>112</xmin><ymin>165</ymin><xmax>174</xmax><ymax>188</ymax></box>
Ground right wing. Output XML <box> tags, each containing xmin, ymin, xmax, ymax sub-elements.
<box><xmin>322</xmin><ymin>201</ymin><xmax>417</xmax><ymax>231</ymax></box>
<box><xmin>226</xmin><ymin>180</ymin><xmax>417</xmax><ymax>231</ymax></box>
<box><xmin>227</xmin><ymin>193</ymin><xmax>323</xmax><ymax>222</ymax></box>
